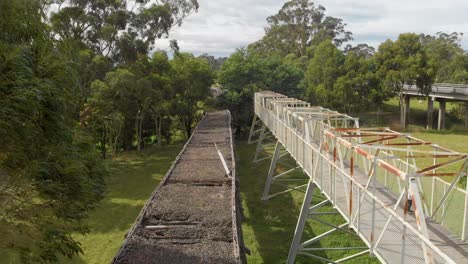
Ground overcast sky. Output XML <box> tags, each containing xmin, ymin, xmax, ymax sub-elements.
<box><xmin>155</xmin><ymin>0</ymin><xmax>468</xmax><ymax>57</ymax></box>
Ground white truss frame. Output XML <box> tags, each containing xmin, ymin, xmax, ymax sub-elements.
<box><xmin>248</xmin><ymin>91</ymin><xmax>467</xmax><ymax>264</ymax></box>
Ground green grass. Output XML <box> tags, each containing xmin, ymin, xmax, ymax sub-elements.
<box><xmin>237</xmin><ymin>141</ymin><xmax>378</xmax><ymax>264</ymax></box>
<box><xmin>62</xmin><ymin>144</ymin><xmax>182</xmax><ymax>264</ymax></box>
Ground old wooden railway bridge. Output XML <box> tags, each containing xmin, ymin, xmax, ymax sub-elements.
<box><xmin>249</xmin><ymin>91</ymin><xmax>467</xmax><ymax>263</ymax></box>
<box><xmin>112</xmin><ymin>111</ymin><xmax>245</xmax><ymax>264</ymax></box>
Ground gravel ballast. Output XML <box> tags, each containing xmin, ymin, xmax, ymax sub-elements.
<box><xmin>112</xmin><ymin>111</ymin><xmax>245</xmax><ymax>264</ymax></box>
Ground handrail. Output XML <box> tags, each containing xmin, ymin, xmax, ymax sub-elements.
<box><xmin>253</xmin><ymin>91</ymin><xmax>467</xmax><ymax>263</ymax></box>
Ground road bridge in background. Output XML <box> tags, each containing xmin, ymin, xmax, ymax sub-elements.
<box><xmin>401</xmin><ymin>83</ymin><xmax>468</xmax><ymax>130</ymax></box>
<box><xmin>249</xmin><ymin>91</ymin><xmax>468</xmax><ymax>263</ymax></box>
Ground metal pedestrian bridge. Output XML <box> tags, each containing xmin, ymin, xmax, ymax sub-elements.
<box><xmin>248</xmin><ymin>91</ymin><xmax>468</xmax><ymax>263</ymax></box>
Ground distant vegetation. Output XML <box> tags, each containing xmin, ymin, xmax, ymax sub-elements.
<box><xmin>217</xmin><ymin>0</ymin><xmax>468</xmax><ymax>134</ymax></box>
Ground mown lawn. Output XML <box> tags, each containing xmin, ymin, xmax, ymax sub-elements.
<box><xmin>62</xmin><ymin>145</ymin><xmax>182</xmax><ymax>264</ymax></box>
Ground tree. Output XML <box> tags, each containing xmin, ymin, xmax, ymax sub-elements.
<box><xmin>301</xmin><ymin>40</ymin><xmax>344</xmax><ymax>106</ymax></box>
<box><xmin>50</xmin><ymin>0</ymin><xmax>199</xmax><ymax>60</ymax></box>
<box><xmin>344</xmin><ymin>43</ymin><xmax>376</xmax><ymax>58</ymax></box>
<box><xmin>171</xmin><ymin>53</ymin><xmax>213</xmax><ymax>137</ymax></box>
<box><xmin>0</xmin><ymin>1</ymin><xmax>106</xmax><ymax>262</ymax></box>
<box><xmin>198</xmin><ymin>53</ymin><xmax>227</xmax><ymax>73</ymax></box>
<box><xmin>334</xmin><ymin>53</ymin><xmax>383</xmax><ymax>114</ymax></box>
<box><xmin>217</xmin><ymin>49</ymin><xmax>265</xmax><ymax>134</ymax></box>
<box><xmin>375</xmin><ymin>33</ymin><xmax>437</xmax><ymax>128</ymax></box>
<box><xmin>420</xmin><ymin>32</ymin><xmax>465</xmax><ymax>82</ymax></box>
<box><xmin>250</xmin><ymin>0</ymin><xmax>352</xmax><ymax>58</ymax></box>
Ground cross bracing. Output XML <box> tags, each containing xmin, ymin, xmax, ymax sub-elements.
<box><xmin>249</xmin><ymin>91</ymin><xmax>468</xmax><ymax>263</ymax></box>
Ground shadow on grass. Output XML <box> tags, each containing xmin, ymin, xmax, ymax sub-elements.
<box><xmin>236</xmin><ymin>140</ymin><xmax>378</xmax><ymax>264</ymax></box>
<box><xmin>236</xmin><ymin>141</ymin><xmax>327</xmax><ymax>264</ymax></box>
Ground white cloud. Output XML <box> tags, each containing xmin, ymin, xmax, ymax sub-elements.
<box><xmin>155</xmin><ymin>0</ymin><xmax>468</xmax><ymax>57</ymax></box>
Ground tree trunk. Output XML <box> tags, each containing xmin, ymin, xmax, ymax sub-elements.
<box><xmin>399</xmin><ymin>96</ymin><xmax>406</xmax><ymax>128</ymax></box>
<box><xmin>185</xmin><ymin>117</ymin><xmax>193</xmax><ymax>139</ymax></box>
<box><xmin>158</xmin><ymin>116</ymin><xmax>162</xmax><ymax>146</ymax></box>
<box><xmin>135</xmin><ymin>110</ymin><xmax>143</xmax><ymax>152</ymax></box>
<box><xmin>100</xmin><ymin>125</ymin><xmax>106</xmax><ymax>159</ymax></box>
<box><xmin>153</xmin><ymin>114</ymin><xmax>159</xmax><ymax>145</ymax></box>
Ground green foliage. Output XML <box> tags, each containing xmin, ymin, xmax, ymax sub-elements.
<box><xmin>1</xmin><ymin>0</ymin><xmax>205</xmax><ymax>262</ymax></box>
<box><xmin>251</xmin><ymin>0</ymin><xmax>352</xmax><ymax>58</ymax></box>
<box><xmin>301</xmin><ymin>41</ymin><xmax>383</xmax><ymax>114</ymax></box>
<box><xmin>217</xmin><ymin>49</ymin><xmax>304</xmax><ymax>134</ymax></box>
<box><xmin>302</xmin><ymin>40</ymin><xmax>344</xmax><ymax>106</ymax></box>
<box><xmin>50</xmin><ymin>0</ymin><xmax>199</xmax><ymax>61</ymax></box>
<box><xmin>334</xmin><ymin>53</ymin><xmax>383</xmax><ymax>114</ymax></box>
<box><xmin>376</xmin><ymin>33</ymin><xmax>437</xmax><ymax>97</ymax></box>
<box><xmin>0</xmin><ymin>1</ymin><xmax>106</xmax><ymax>262</ymax></box>
<box><xmin>171</xmin><ymin>53</ymin><xmax>214</xmax><ymax>137</ymax></box>
<box><xmin>420</xmin><ymin>32</ymin><xmax>466</xmax><ymax>82</ymax></box>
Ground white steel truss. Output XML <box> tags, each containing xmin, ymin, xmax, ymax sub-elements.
<box><xmin>249</xmin><ymin>91</ymin><xmax>468</xmax><ymax>264</ymax></box>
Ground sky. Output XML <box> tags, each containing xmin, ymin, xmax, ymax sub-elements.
<box><xmin>155</xmin><ymin>0</ymin><xmax>468</xmax><ymax>57</ymax></box>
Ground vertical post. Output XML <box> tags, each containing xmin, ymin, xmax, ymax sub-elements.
<box><xmin>253</xmin><ymin>123</ymin><xmax>266</xmax><ymax>162</ymax></box>
<box><xmin>357</xmin><ymin>187</ymin><xmax>361</xmax><ymax>233</ymax></box>
<box><xmin>262</xmin><ymin>141</ymin><xmax>281</xmax><ymax>201</ymax></box>
<box><xmin>370</xmin><ymin>164</ymin><xmax>377</xmax><ymax>255</ymax></box>
<box><xmin>426</xmin><ymin>97</ymin><xmax>434</xmax><ymax>129</ymax></box>
<box><xmin>404</xmin><ymin>95</ymin><xmax>410</xmax><ymax>128</ymax></box>
<box><xmin>431</xmin><ymin>145</ymin><xmax>437</xmax><ymax>216</ymax></box>
<box><xmin>437</xmin><ymin>99</ymin><xmax>446</xmax><ymax>131</ymax></box>
<box><xmin>410</xmin><ymin>179</ymin><xmax>434</xmax><ymax>263</ymax></box>
<box><xmin>463</xmin><ymin>175</ymin><xmax>468</xmax><ymax>241</ymax></box>
<box><xmin>442</xmin><ymin>184</ymin><xmax>447</xmax><ymax>224</ymax></box>
<box><xmin>248</xmin><ymin>115</ymin><xmax>258</xmax><ymax>144</ymax></box>
<box><xmin>465</xmin><ymin>102</ymin><xmax>468</xmax><ymax>128</ymax></box>
<box><xmin>400</xmin><ymin>224</ymin><xmax>407</xmax><ymax>264</ymax></box>
<box><xmin>349</xmin><ymin>153</ymin><xmax>354</xmax><ymax>220</ymax></box>
<box><xmin>287</xmin><ymin>181</ymin><xmax>315</xmax><ymax>264</ymax></box>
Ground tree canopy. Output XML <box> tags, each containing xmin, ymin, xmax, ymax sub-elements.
<box><xmin>250</xmin><ymin>0</ymin><xmax>352</xmax><ymax>58</ymax></box>
<box><xmin>0</xmin><ymin>0</ymin><xmax>211</xmax><ymax>262</ymax></box>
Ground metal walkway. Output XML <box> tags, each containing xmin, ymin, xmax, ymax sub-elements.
<box><xmin>249</xmin><ymin>91</ymin><xmax>468</xmax><ymax>263</ymax></box>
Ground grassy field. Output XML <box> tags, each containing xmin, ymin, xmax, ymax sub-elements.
<box><xmin>62</xmin><ymin>145</ymin><xmax>182</xmax><ymax>264</ymax></box>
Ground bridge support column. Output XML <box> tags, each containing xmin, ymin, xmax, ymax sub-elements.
<box><xmin>400</xmin><ymin>96</ymin><xmax>410</xmax><ymax>128</ymax></box>
<box><xmin>405</xmin><ymin>96</ymin><xmax>410</xmax><ymax>128</ymax></box>
<box><xmin>426</xmin><ymin>97</ymin><xmax>434</xmax><ymax>129</ymax></box>
<box><xmin>287</xmin><ymin>180</ymin><xmax>315</xmax><ymax>264</ymax></box>
<box><xmin>262</xmin><ymin>141</ymin><xmax>307</xmax><ymax>201</ymax></box>
<box><xmin>464</xmin><ymin>102</ymin><xmax>468</xmax><ymax>128</ymax></box>
<box><xmin>437</xmin><ymin>99</ymin><xmax>446</xmax><ymax>131</ymax></box>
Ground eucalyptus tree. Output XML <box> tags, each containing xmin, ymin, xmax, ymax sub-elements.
<box><xmin>250</xmin><ymin>0</ymin><xmax>352</xmax><ymax>58</ymax></box>
<box><xmin>50</xmin><ymin>0</ymin><xmax>199</xmax><ymax>60</ymax></box>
